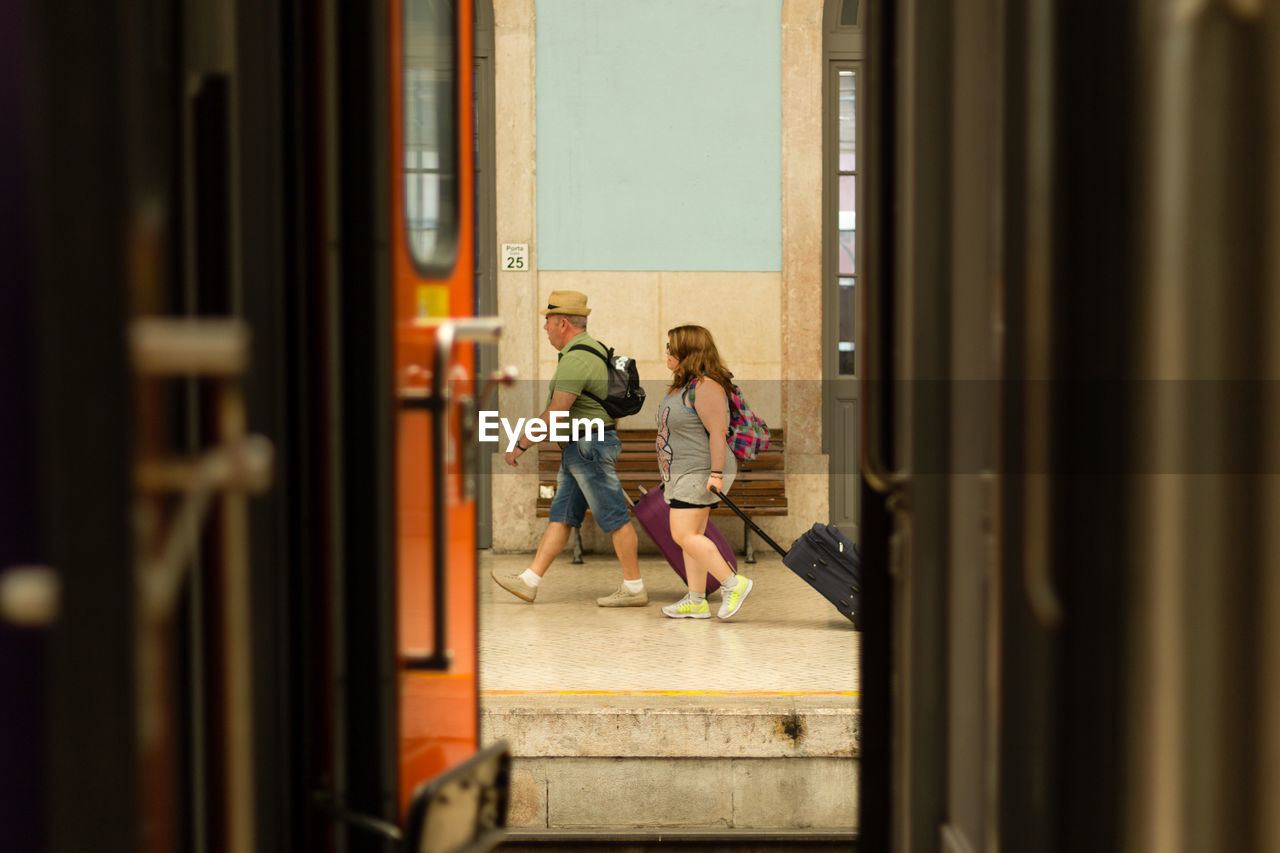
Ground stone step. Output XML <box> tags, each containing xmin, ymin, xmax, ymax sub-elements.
<box><xmin>482</xmin><ymin>694</ymin><xmax>859</xmax><ymax>831</ymax></box>
<box><xmin>499</xmin><ymin>828</ymin><xmax>859</xmax><ymax>852</ymax></box>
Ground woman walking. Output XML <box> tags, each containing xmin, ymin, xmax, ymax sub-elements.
<box><xmin>656</xmin><ymin>325</ymin><xmax>754</xmax><ymax>620</ymax></box>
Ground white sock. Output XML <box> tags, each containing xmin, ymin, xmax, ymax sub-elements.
<box><xmin>719</xmin><ymin>575</ymin><xmax>740</xmax><ymax>592</ymax></box>
<box><xmin>520</xmin><ymin>569</ymin><xmax>542</xmax><ymax>587</ymax></box>
<box><xmin>622</xmin><ymin>578</ymin><xmax>644</xmax><ymax>594</ymax></box>
<box><xmin>690</xmin><ymin>591</ymin><xmax>706</xmax><ymax>602</ymax></box>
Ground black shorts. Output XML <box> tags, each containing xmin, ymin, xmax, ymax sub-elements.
<box><xmin>669</xmin><ymin>498</ymin><xmax>719</xmax><ymax>510</ymax></box>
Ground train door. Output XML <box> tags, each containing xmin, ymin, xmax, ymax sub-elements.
<box><xmin>862</xmin><ymin>2</ymin><xmax>1150</xmax><ymax>852</ymax></box>
<box><xmin>2</xmin><ymin>3</ymin><xmax>151</xmax><ymax>849</ymax></box>
<box><xmin>129</xmin><ymin>0</ymin><xmax>295</xmax><ymax>849</ymax></box>
<box><xmin>392</xmin><ymin>0</ymin><xmax>503</xmax><ymax>817</ymax></box>
<box><xmin>4</xmin><ymin>0</ymin><xmax>289</xmax><ymax>849</ymax></box>
<box><xmin>864</xmin><ymin>0</ymin><xmax>957</xmax><ymax>849</ymax></box>
<box><xmin>862</xmin><ymin>1</ymin><xmax>1000</xmax><ymax>851</ymax></box>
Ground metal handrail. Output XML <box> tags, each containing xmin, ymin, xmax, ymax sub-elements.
<box><xmin>129</xmin><ymin>316</ymin><xmax>274</xmax><ymax>853</ymax></box>
<box><xmin>1020</xmin><ymin>0</ymin><xmax>1063</xmax><ymax>631</ymax></box>
<box><xmin>135</xmin><ymin>436</ymin><xmax>273</xmax><ymax>619</ymax></box>
<box><xmin>858</xmin><ymin>264</ymin><xmax>909</xmax><ymax>495</ymax></box>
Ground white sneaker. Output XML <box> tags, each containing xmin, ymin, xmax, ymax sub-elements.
<box><xmin>717</xmin><ymin>576</ymin><xmax>754</xmax><ymax>619</ymax></box>
<box><xmin>661</xmin><ymin>593</ymin><xmax>711</xmax><ymax>619</ymax></box>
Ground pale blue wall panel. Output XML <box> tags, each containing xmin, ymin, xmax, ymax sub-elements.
<box><xmin>536</xmin><ymin>0</ymin><xmax>781</xmax><ymax>271</ymax></box>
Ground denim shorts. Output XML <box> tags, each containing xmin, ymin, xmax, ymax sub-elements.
<box><xmin>547</xmin><ymin>432</ymin><xmax>632</xmax><ymax>533</ymax></box>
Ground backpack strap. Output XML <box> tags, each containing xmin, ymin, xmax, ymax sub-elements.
<box><xmin>726</xmin><ymin>383</ymin><xmax>742</xmax><ymax>418</ymax></box>
<box><xmin>683</xmin><ymin>378</ymin><xmax>733</xmax><ymax>439</ymax></box>
<box><xmin>680</xmin><ymin>378</ymin><xmax>701</xmax><ymax>410</ymax></box>
<box><xmin>684</xmin><ymin>382</ymin><xmax>708</xmax><ymax>436</ymax></box>
<box><xmin>567</xmin><ymin>343</ymin><xmax>610</xmax><ymax>407</ymax></box>
<box><xmin>683</xmin><ymin>377</ymin><xmax>733</xmax><ymax>409</ymax></box>
<box><xmin>568</xmin><ymin>342</ymin><xmax>610</xmax><ymax>362</ymax></box>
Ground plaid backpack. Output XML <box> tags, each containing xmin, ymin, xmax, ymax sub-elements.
<box><xmin>684</xmin><ymin>379</ymin><xmax>771</xmax><ymax>461</ymax></box>
<box><xmin>725</xmin><ymin>384</ymin><xmax>771</xmax><ymax>461</ymax></box>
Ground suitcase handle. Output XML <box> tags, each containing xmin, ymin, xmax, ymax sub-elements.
<box><xmin>711</xmin><ymin>487</ymin><xmax>788</xmax><ymax>559</ymax></box>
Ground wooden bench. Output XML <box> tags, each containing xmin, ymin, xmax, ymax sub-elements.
<box><xmin>535</xmin><ymin>428</ymin><xmax>787</xmax><ymax>563</ymax></box>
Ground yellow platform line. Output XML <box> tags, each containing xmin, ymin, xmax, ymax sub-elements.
<box><xmin>482</xmin><ymin>689</ymin><xmax>859</xmax><ymax>696</ymax></box>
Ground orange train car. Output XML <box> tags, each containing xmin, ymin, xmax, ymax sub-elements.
<box><xmin>390</xmin><ymin>0</ymin><xmax>509</xmax><ymax>829</ymax></box>
<box><xmin>334</xmin><ymin>0</ymin><xmax>513</xmax><ymax>844</ymax></box>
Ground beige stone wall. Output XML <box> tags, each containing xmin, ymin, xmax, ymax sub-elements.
<box><xmin>491</xmin><ymin>0</ymin><xmax>828</xmax><ymax>553</ymax></box>
<box><xmin>779</xmin><ymin>0</ymin><xmax>829</xmax><ymax>545</ymax></box>
<box><xmin>534</xmin><ymin>271</ymin><xmax>784</xmax><ymax>424</ymax></box>
<box><xmin>491</xmin><ymin>0</ymin><xmax>542</xmax><ymax>551</ymax></box>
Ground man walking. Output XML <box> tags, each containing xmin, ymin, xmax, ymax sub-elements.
<box><xmin>492</xmin><ymin>290</ymin><xmax>647</xmax><ymax>606</ymax></box>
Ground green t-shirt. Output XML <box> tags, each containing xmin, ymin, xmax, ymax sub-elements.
<box><xmin>547</xmin><ymin>332</ymin><xmax>614</xmax><ymax>426</ymax></box>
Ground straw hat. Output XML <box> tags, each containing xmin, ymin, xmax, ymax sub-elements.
<box><xmin>539</xmin><ymin>290</ymin><xmax>592</xmax><ymax>317</ymax></box>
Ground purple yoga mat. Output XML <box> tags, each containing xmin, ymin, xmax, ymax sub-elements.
<box><xmin>630</xmin><ymin>484</ymin><xmax>738</xmax><ymax>593</ymax></box>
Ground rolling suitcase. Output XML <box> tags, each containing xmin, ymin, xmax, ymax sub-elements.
<box><xmin>629</xmin><ymin>485</ymin><xmax>738</xmax><ymax>594</ymax></box>
<box><xmin>713</xmin><ymin>489</ymin><xmax>860</xmax><ymax>627</ymax></box>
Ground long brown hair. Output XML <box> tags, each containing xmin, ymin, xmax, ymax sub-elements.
<box><xmin>666</xmin><ymin>325</ymin><xmax>734</xmax><ymax>396</ymax></box>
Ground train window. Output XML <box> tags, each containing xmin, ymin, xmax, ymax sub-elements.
<box><xmin>837</xmin><ymin>69</ymin><xmax>857</xmax><ymax>374</ymax></box>
<box><xmin>404</xmin><ymin>0</ymin><xmax>459</xmax><ymax>273</ymax></box>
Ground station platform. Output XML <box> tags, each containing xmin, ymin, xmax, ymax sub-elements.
<box><xmin>478</xmin><ymin>548</ymin><xmax>860</xmax><ymax>839</ymax></box>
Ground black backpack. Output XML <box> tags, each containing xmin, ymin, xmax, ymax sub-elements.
<box><xmin>568</xmin><ymin>343</ymin><xmax>645</xmax><ymax>419</ymax></box>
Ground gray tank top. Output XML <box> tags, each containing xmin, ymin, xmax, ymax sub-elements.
<box><xmin>656</xmin><ymin>381</ymin><xmax>737</xmax><ymax>505</ymax></box>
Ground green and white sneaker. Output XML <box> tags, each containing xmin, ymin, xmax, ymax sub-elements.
<box><xmin>717</xmin><ymin>576</ymin><xmax>754</xmax><ymax>619</ymax></box>
<box><xmin>661</xmin><ymin>593</ymin><xmax>711</xmax><ymax>619</ymax></box>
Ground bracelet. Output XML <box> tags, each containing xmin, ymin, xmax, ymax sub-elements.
<box><xmin>709</xmin><ymin>471</ymin><xmax>723</xmax><ymax>476</ymax></box>
<box><xmin>517</xmin><ymin>443</ymin><xmax>529</xmax><ymax>453</ymax></box>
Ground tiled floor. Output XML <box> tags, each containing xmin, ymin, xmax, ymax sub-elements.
<box><xmin>479</xmin><ymin>548</ymin><xmax>859</xmax><ymax>697</ymax></box>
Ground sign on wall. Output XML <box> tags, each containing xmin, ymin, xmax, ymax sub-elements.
<box><xmin>501</xmin><ymin>243</ymin><xmax>529</xmax><ymax>271</ymax></box>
